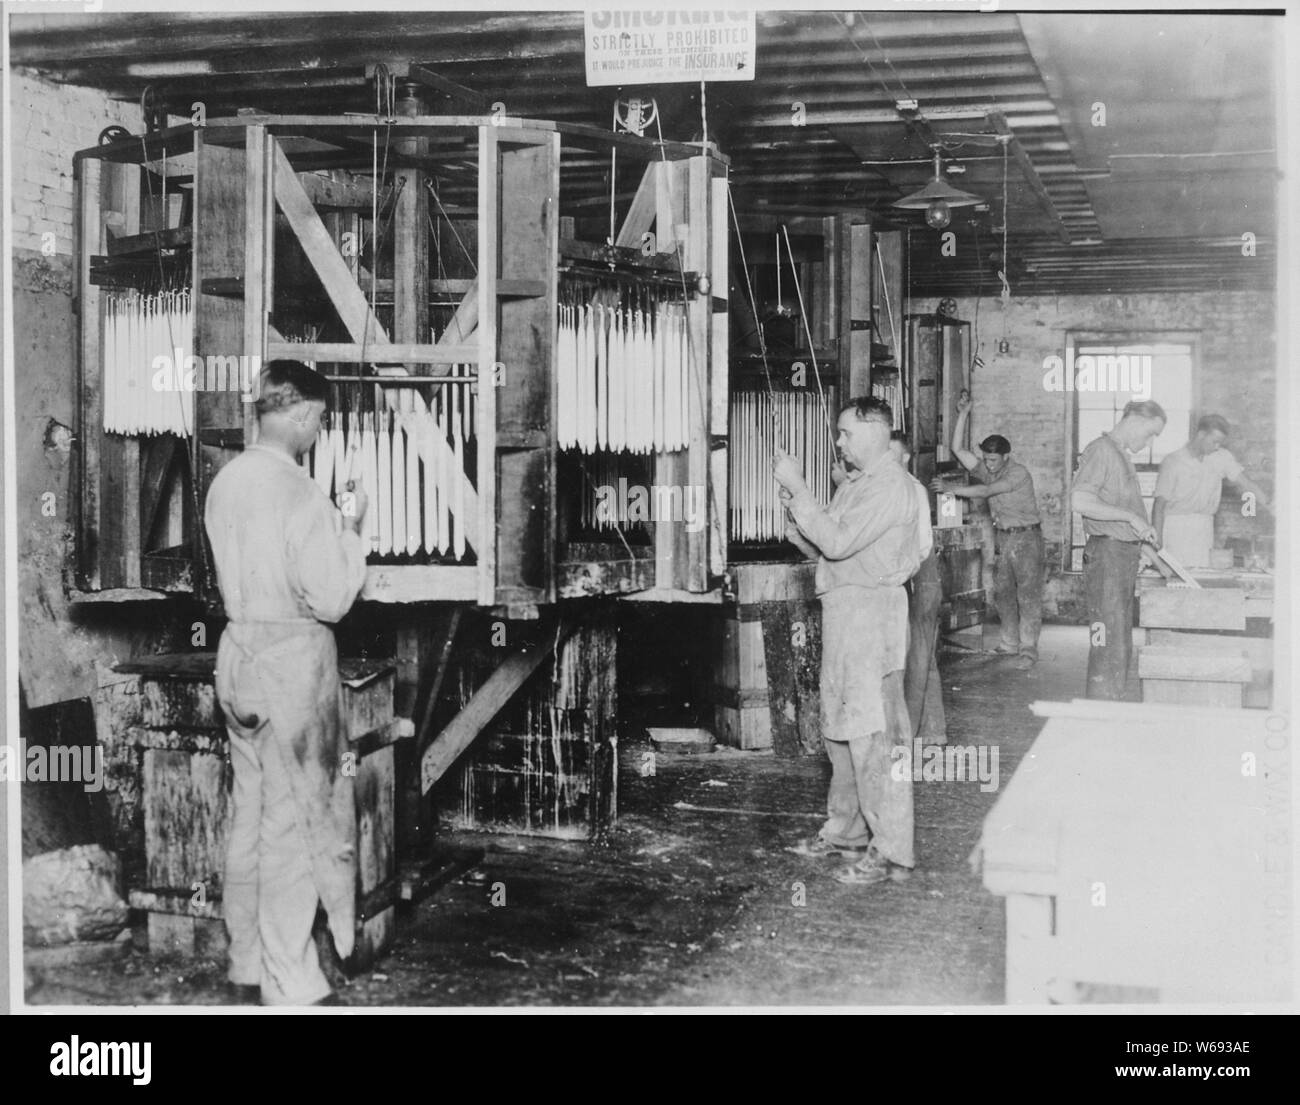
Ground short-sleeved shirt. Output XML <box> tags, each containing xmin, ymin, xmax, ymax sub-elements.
<box><xmin>1072</xmin><ymin>432</ymin><xmax>1148</xmax><ymax>540</ymax></box>
<box><xmin>1154</xmin><ymin>445</ymin><xmax>1243</xmax><ymax>516</ymax></box>
<box><xmin>972</xmin><ymin>458</ymin><xmax>1040</xmax><ymax>528</ymax></box>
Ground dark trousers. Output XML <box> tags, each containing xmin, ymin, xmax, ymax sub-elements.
<box><xmin>1083</xmin><ymin>534</ymin><xmax>1141</xmax><ymax>700</ymax></box>
<box><xmin>993</xmin><ymin>527</ymin><xmax>1045</xmax><ymax>659</ymax></box>
<box><xmin>904</xmin><ymin>550</ymin><xmax>946</xmax><ymax>745</ymax></box>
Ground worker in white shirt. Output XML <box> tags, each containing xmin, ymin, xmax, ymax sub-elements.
<box><xmin>1154</xmin><ymin>414</ymin><xmax>1271</xmax><ymax>568</ymax></box>
<box><xmin>205</xmin><ymin>360</ymin><xmax>369</xmax><ymax>1006</ymax></box>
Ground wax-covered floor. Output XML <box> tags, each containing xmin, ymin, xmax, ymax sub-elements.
<box><xmin>26</xmin><ymin>623</ymin><xmax>1096</xmax><ymax>1009</ymax></box>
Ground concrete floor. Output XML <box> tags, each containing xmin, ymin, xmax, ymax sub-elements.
<box><xmin>26</xmin><ymin>623</ymin><xmax>1097</xmax><ymax>1009</ymax></box>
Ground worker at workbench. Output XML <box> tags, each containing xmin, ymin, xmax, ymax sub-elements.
<box><xmin>932</xmin><ymin>392</ymin><xmax>1043</xmax><ymax>670</ymax></box>
<box><xmin>890</xmin><ymin>431</ymin><xmax>946</xmax><ymax>746</ymax></box>
<box><xmin>1153</xmin><ymin>414</ymin><xmax>1271</xmax><ymax>568</ymax></box>
<box><xmin>775</xmin><ymin>397</ymin><xmax>920</xmax><ymax>886</ymax></box>
<box><xmin>204</xmin><ymin>360</ymin><xmax>370</xmax><ymax>1006</ymax></box>
<box><xmin>1070</xmin><ymin>399</ymin><xmax>1167</xmax><ymax>700</ymax></box>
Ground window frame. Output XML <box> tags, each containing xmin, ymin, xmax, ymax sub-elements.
<box><xmin>1063</xmin><ymin>330</ymin><xmax>1201</xmax><ymax>572</ymax></box>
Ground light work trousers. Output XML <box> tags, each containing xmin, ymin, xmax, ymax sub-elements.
<box><xmin>223</xmin><ymin>681</ymin><xmax>332</xmax><ymax>1006</ymax></box>
<box><xmin>818</xmin><ymin>669</ymin><xmax>915</xmax><ymax>868</ymax></box>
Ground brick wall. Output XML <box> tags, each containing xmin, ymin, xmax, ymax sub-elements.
<box><xmin>908</xmin><ymin>290</ymin><xmax>1277</xmax><ymax>616</ymax></box>
<box><xmin>10</xmin><ymin>71</ymin><xmax>137</xmax><ymax>257</ymax></box>
<box><xmin>11</xmin><ymin>72</ymin><xmax>189</xmax><ymax>710</ymax></box>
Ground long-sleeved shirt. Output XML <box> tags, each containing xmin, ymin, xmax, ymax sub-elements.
<box><xmin>204</xmin><ymin>443</ymin><xmax>368</xmax><ymax>624</ymax></box>
<box><xmin>787</xmin><ymin>449</ymin><xmax>921</xmax><ymax>595</ymax></box>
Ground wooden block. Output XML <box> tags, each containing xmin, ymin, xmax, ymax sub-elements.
<box><xmin>1139</xmin><ymin>587</ymin><xmax>1245</xmax><ymax>631</ymax></box>
<box><xmin>1146</xmin><ymin>630</ymin><xmax>1274</xmax><ymax>674</ymax></box>
<box><xmin>1137</xmin><ymin>647</ymin><xmax>1251</xmax><ymax>683</ymax></box>
<box><xmin>142</xmin><ymin>748</ymin><xmax>229</xmax><ymax>894</ymax></box>
<box><xmin>355</xmin><ymin>745</ymin><xmax>396</xmax><ymax>899</ymax></box>
<box><xmin>141</xmin><ymin>677</ymin><xmax>220</xmax><ymax>729</ymax></box>
<box><xmin>147</xmin><ymin>913</ymin><xmax>196</xmax><ymax>957</ymax></box>
<box><xmin>1005</xmin><ymin>894</ymin><xmax>1056</xmax><ymax>1005</ymax></box>
<box><xmin>1143</xmin><ymin>679</ymin><xmax>1243</xmax><ymax>708</ymax></box>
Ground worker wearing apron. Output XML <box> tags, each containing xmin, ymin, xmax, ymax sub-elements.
<box><xmin>1071</xmin><ymin>400</ymin><xmax>1166</xmax><ymax>701</ymax></box>
<box><xmin>1154</xmin><ymin>414</ymin><xmax>1271</xmax><ymax>568</ymax></box>
<box><xmin>776</xmin><ymin>397</ymin><xmax>921</xmax><ymax>886</ymax></box>
<box><xmin>204</xmin><ymin>360</ymin><xmax>369</xmax><ymax>1005</ymax></box>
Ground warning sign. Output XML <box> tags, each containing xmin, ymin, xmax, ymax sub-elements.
<box><xmin>584</xmin><ymin>9</ymin><xmax>756</xmax><ymax>87</ymax></box>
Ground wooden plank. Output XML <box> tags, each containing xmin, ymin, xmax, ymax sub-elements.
<box><xmin>270</xmin><ymin>137</ymin><xmax>390</xmax><ymax>347</ymax></box>
<box><xmin>614</xmin><ymin>161</ymin><xmax>660</xmax><ymax>248</ymax></box>
<box><xmin>243</xmin><ymin>126</ymin><xmax>271</xmax><ymax>449</ymax></box>
<box><xmin>142</xmin><ymin>748</ymin><xmax>229</xmax><ymax>894</ymax></box>
<box><xmin>1146</xmin><ymin>630</ymin><xmax>1274</xmax><ymax>675</ymax></box>
<box><xmin>493</xmin><ymin>131</ymin><xmax>558</xmax><ymax>607</ymax></box>
<box><xmin>1139</xmin><ymin>586</ymin><xmax>1246</xmax><ymax>631</ymax></box>
<box><xmin>139</xmin><ymin>435</ymin><xmax>179</xmax><ymax>551</ymax></box>
<box><xmin>421</xmin><ymin>628</ymin><xmax>571</xmax><ymax>794</ymax></box>
<box><xmin>1004</xmin><ymin>894</ymin><xmax>1056</xmax><ymax>1004</ymax></box>
<box><xmin>265</xmin><ymin>341</ymin><xmax>480</xmax><ymax>364</ymax></box>
<box><xmin>476</xmin><ymin>125</ymin><xmax>499</xmax><ymax>606</ymax></box>
<box><xmin>360</xmin><ymin>564</ymin><xmax>477</xmax><ymax>603</ymax></box>
<box><xmin>1137</xmin><ymin>647</ymin><xmax>1251</xmax><ymax>683</ymax></box>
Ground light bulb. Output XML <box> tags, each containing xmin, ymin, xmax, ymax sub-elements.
<box><xmin>925</xmin><ymin>200</ymin><xmax>951</xmax><ymax>230</ymax></box>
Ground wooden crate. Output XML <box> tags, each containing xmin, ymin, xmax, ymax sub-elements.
<box><xmin>118</xmin><ymin>653</ymin><xmax>405</xmax><ymax>970</ymax></box>
<box><xmin>1138</xmin><ymin>646</ymin><xmax>1252</xmax><ymax>708</ymax></box>
<box><xmin>935</xmin><ymin>523</ymin><xmax>985</xmax><ymax>631</ymax></box>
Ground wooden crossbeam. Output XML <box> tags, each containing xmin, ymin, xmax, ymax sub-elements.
<box><xmin>271</xmin><ymin>138</ymin><xmax>391</xmax><ymax>346</ymax></box>
<box><xmin>614</xmin><ymin>162</ymin><xmax>660</xmax><ymax>248</ymax></box>
<box><xmin>420</xmin><ymin>623</ymin><xmax>575</xmax><ymax>793</ymax></box>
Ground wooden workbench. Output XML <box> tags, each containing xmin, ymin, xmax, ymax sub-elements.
<box><xmin>980</xmin><ymin>699</ymin><xmax>1290</xmax><ymax>1005</ymax></box>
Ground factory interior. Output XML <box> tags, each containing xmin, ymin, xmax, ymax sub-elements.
<box><xmin>5</xmin><ymin>6</ymin><xmax>1292</xmax><ymax>1011</ymax></box>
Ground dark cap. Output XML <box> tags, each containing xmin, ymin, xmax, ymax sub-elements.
<box><xmin>979</xmin><ymin>434</ymin><xmax>1011</xmax><ymax>455</ymax></box>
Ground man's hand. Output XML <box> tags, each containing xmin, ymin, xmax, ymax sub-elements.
<box><xmin>830</xmin><ymin>461</ymin><xmax>848</xmax><ymax>488</ymax></box>
<box><xmin>340</xmin><ymin>480</ymin><xmax>369</xmax><ymax>532</ymax></box>
<box><xmin>929</xmin><ymin>476</ymin><xmax>949</xmax><ymax>493</ymax></box>
<box><xmin>956</xmin><ymin>389</ymin><xmax>972</xmax><ymax>414</ymax></box>
<box><xmin>772</xmin><ymin>449</ymin><xmax>807</xmax><ymax>494</ymax></box>
<box><xmin>1130</xmin><ymin>515</ymin><xmax>1158</xmax><ymax>545</ymax></box>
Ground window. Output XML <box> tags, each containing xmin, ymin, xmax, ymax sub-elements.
<box><xmin>1066</xmin><ymin>335</ymin><xmax>1196</xmax><ymax>571</ymax></box>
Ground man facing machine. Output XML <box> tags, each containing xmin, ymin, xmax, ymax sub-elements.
<box><xmin>1154</xmin><ymin>413</ymin><xmax>1271</xmax><ymax>568</ymax></box>
<box><xmin>204</xmin><ymin>359</ymin><xmax>370</xmax><ymax>1006</ymax></box>
<box><xmin>932</xmin><ymin>392</ymin><xmax>1043</xmax><ymax>670</ymax></box>
<box><xmin>775</xmin><ymin>397</ymin><xmax>920</xmax><ymax>886</ymax></box>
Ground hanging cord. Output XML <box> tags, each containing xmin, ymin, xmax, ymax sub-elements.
<box><xmin>830</xmin><ymin>12</ymin><xmax>914</xmax><ymax>105</ymax></box>
<box><xmin>426</xmin><ymin>180</ymin><xmax>477</xmax><ymax>275</ymax></box>
<box><xmin>998</xmin><ymin>136</ymin><xmax>1012</xmax><ymax>308</ymax></box>
<box><xmin>780</xmin><ymin>225</ymin><xmax>834</xmax><ymax>447</ymax></box>
<box><xmin>726</xmin><ymin>183</ymin><xmax>781</xmax><ymax>445</ymax></box>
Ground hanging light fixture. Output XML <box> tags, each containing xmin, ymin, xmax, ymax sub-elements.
<box><xmin>892</xmin><ymin>147</ymin><xmax>983</xmax><ymax>228</ymax></box>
